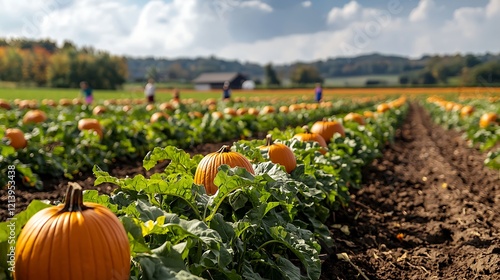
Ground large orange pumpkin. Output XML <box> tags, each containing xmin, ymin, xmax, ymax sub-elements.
<box><xmin>77</xmin><ymin>118</ymin><xmax>103</xmax><ymax>139</ymax></box>
<box><xmin>479</xmin><ymin>112</ymin><xmax>497</xmax><ymax>128</ymax></box>
<box><xmin>310</xmin><ymin>119</ymin><xmax>345</xmax><ymax>142</ymax></box>
<box><xmin>5</xmin><ymin>128</ymin><xmax>27</xmax><ymax>149</ymax></box>
<box><xmin>293</xmin><ymin>126</ymin><xmax>328</xmax><ymax>154</ymax></box>
<box><xmin>194</xmin><ymin>145</ymin><xmax>255</xmax><ymax>195</ymax></box>
<box><xmin>14</xmin><ymin>183</ymin><xmax>130</xmax><ymax>280</ymax></box>
<box><xmin>259</xmin><ymin>134</ymin><xmax>296</xmax><ymax>173</ymax></box>
<box><xmin>22</xmin><ymin>110</ymin><xmax>47</xmax><ymax>124</ymax></box>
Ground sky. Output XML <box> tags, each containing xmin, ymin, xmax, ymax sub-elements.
<box><xmin>0</xmin><ymin>0</ymin><xmax>499</xmax><ymax>64</ymax></box>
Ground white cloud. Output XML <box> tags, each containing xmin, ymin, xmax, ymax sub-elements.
<box><xmin>0</xmin><ymin>0</ymin><xmax>500</xmax><ymax>65</ymax></box>
<box><xmin>239</xmin><ymin>1</ymin><xmax>273</xmax><ymax>13</ymax></box>
<box><xmin>302</xmin><ymin>1</ymin><xmax>312</xmax><ymax>8</ymax></box>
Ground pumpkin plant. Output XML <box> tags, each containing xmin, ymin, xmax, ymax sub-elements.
<box><xmin>259</xmin><ymin>134</ymin><xmax>297</xmax><ymax>173</ymax></box>
<box><xmin>14</xmin><ymin>182</ymin><xmax>130</xmax><ymax>280</ymax></box>
<box><xmin>293</xmin><ymin>125</ymin><xmax>328</xmax><ymax>154</ymax></box>
<box><xmin>194</xmin><ymin>145</ymin><xmax>255</xmax><ymax>195</ymax></box>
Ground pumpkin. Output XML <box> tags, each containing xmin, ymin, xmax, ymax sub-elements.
<box><xmin>247</xmin><ymin>108</ymin><xmax>260</xmax><ymax>116</ymax></box>
<box><xmin>159</xmin><ymin>102</ymin><xmax>174</xmax><ymax>111</ymax></box>
<box><xmin>41</xmin><ymin>99</ymin><xmax>57</xmax><ymax>107</ymax></box>
<box><xmin>59</xmin><ymin>98</ymin><xmax>73</xmax><ymax>106</ymax></box>
<box><xmin>78</xmin><ymin>118</ymin><xmax>103</xmax><ymax>139</ymax></box>
<box><xmin>223</xmin><ymin>107</ymin><xmax>237</xmax><ymax>116</ymax></box>
<box><xmin>150</xmin><ymin>112</ymin><xmax>170</xmax><ymax>123</ymax></box>
<box><xmin>260</xmin><ymin>106</ymin><xmax>275</xmax><ymax>114</ymax></box>
<box><xmin>92</xmin><ymin>105</ymin><xmax>107</xmax><ymax>115</ymax></box>
<box><xmin>310</xmin><ymin>119</ymin><xmax>345</xmax><ymax>142</ymax></box>
<box><xmin>259</xmin><ymin>134</ymin><xmax>296</xmax><ymax>173</ymax></box>
<box><xmin>236</xmin><ymin>108</ymin><xmax>248</xmax><ymax>116</ymax></box>
<box><xmin>122</xmin><ymin>105</ymin><xmax>132</xmax><ymax>113</ymax></box>
<box><xmin>293</xmin><ymin>126</ymin><xmax>328</xmax><ymax>154</ymax></box>
<box><xmin>363</xmin><ymin>111</ymin><xmax>375</xmax><ymax>119</ymax></box>
<box><xmin>5</xmin><ymin>128</ymin><xmax>27</xmax><ymax>149</ymax></box>
<box><xmin>194</xmin><ymin>145</ymin><xmax>255</xmax><ymax>195</ymax></box>
<box><xmin>377</xmin><ymin>103</ymin><xmax>390</xmax><ymax>113</ymax></box>
<box><xmin>211</xmin><ymin>111</ymin><xmax>224</xmax><ymax>119</ymax></box>
<box><xmin>279</xmin><ymin>106</ymin><xmax>289</xmax><ymax>113</ymax></box>
<box><xmin>14</xmin><ymin>183</ymin><xmax>130</xmax><ymax>280</ymax></box>
<box><xmin>344</xmin><ymin>112</ymin><xmax>365</xmax><ymax>125</ymax></box>
<box><xmin>479</xmin><ymin>112</ymin><xmax>497</xmax><ymax>128</ymax></box>
<box><xmin>22</xmin><ymin>110</ymin><xmax>47</xmax><ymax>124</ymax></box>
<box><xmin>0</xmin><ymin>99</ymin><xmax>11</xmax><ymax>110</ymax></box>
<box><xmin>460</xmin><ymin>105</ymin><xmax>474</xmax><ymax>118</ymax></box>
<box><xmin>145</xmin><ymin>104</ymin><xmax>155</xmax><ymax>111</ymax></box>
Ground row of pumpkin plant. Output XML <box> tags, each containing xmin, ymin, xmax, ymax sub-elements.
<box><xmin>0</xmin><ymin>96</ymin><xmax>381</xmax><ymax>190</ymax></box>
<box><xmin>1</xmin><ymin>97</ymin><xmax>408</xmax><ymax>280</ymax></box>
<box><xmin>424</xmin><ymin>96</ymin><xmax>500</xmax><ymax>169</ymax></box>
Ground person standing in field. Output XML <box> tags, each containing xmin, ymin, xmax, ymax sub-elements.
<box><xmin>172</xmin><ymin>88</ymin><xmax>180</xmax><ymax>102</ymax></box>
<box><xmin>144</xmin><ymin>79</ymin><xmax>156</xmax><ymax>103</ymax></box>
<box><xmin>222</xmin><ymin>81</ymin><xmax>231</xmax><ymax>101</ymax></box>
<box><xmin>80</xmin><ymin>81</ymin><xmax>93</xmax><ymax>105</ymax></box>
<box><xmin>314</xmin><ymin>83</ymin><xmax>323</xmax><ymax>103</ymax></box>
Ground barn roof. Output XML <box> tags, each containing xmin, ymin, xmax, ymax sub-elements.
<box><xmin>192</xmin><ymin>72</ymin><xmax>243</xmax><ymax>83</ymax></box>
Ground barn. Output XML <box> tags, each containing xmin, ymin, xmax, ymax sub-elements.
<box><xmin>192</xmin><ymin>72</ymin><xmax>248</xmax><ymax>90</ymax></box>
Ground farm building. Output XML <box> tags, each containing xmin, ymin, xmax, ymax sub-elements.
<box><xmin>192</xmin><ymin>72</ymin><xmax>248</xmax><ymax>90</ymax></box>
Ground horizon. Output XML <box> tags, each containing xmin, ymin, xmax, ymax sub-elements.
<box><xmin>1</xmin><ymin>0</ymin><xmax>499</xmax><ymax>64</ymax></box>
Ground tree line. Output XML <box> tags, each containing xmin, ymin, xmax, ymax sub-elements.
<box><xmin>399</xmin><ymin>54</ymin><xmax>500</xmax><ymax>86</ymax></box>
<box><xmin>0</xmin><ymin>38</ymin><xmax>127</xmax><ymax>89</ymax></box>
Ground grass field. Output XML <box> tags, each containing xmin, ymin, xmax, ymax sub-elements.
<box><xmin>1</xmin><ymin>86</ymin><xmax>499</xmax><ymax>102</ymax></box>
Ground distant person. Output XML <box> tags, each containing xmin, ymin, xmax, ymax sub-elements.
<box><xmin>314</xmin><ymin>83</ymin><xmax>323</xmax><ymax>103</ymax></box>
<box><xmin>172</xmin><ymin>88</ymin><xmax>180</xmax><ymax>102</ymax></box>
<box><xmin>80</xmin><ymin>81</ymin><xmax>93</xmax><ymax>105</ymax></box>
<box><xmin>222</xmin><ymin>81</ymin><xmax>231</xmax><ymax>100</ymax></box>
<box><xmin>144</xmin><ymin>79</ymin><xmax>156</xmax><ymax>103</ymax></box>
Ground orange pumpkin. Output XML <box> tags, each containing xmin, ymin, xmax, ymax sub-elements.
<box><xmin>0</xmin><ymin>99</ymin><xmax>11</xmax><ymax>110</ymax></box>
<box><xmin>92</xmin><ymin>105</ymin><xmax>107</xmax><ymax>115</ymax></box>
<box><xmin>344</xmin><ymin>112</ymin><xmax>365</xmax><ymax>125</ymax></box>
<box><xmin>260</xmin><ymin>106</ymin><xmax>275</xmax><ymax>114</ymax></box>
<box><xmin>236</xmin><ymin>108</ymin><xmax>248</xmax><ymax>116</ymax></box>
<box><xmin>293</xmin><ymin>126</ymin><xmax>328</xmax><ymax>154</ymax></box>
<box><xmin>460</xmin><ymin>105</ymin><xmax>474</xmax><ymax>118</ymax></box>
<box><xmin>310</xmin><ymin>119</ymin><xmax>345</xmax><ymax>142</ymax></box>
<box><xmin>77</xmin><ymin>118</ymin><xmax>103</xmax><ymax>139</ymax></box>
<box><xmin>223</xmin><ymin>107</ymin><xmax>237</xmax><ymax>116</ymax></box>
<box><xmin>5</xmin><ymin>128</ymin><xmax>27</xmax><ymax>149</ymax></box>
<box><xmin>14</xmin><ymin>183</ymin><xmax>130</xmax><ymax>280</ymax></box>
<box><xmin>22</xmin><ymin>110</ymin><xmax>47</xmax><ymax>124</ymax></box>
<box><xmin>278</xmin><ymin>106</ymin><xmax>289</xmax><ymax>113</ymax></box>
<box><xmin>59</xmin><ymin>98</ymin><xmax>73</xmax><ymax>106</ymax></box>
<box><xmin>377</xmin><ymin>103</ymin><xmax>390</xmax><ymax>113</ymax></box>
<box><xmin>194</xmin><ymin>145</ymin><xmax>255</xmax><ymax>195</ymax></box>
<box><xmin>479</xmin><ymin>112</ymin><xmax>497</xmax><ymax>128</ymax></box>
<box><xmin>150</xmin><ymin>112</ymin><xmax>170</xmax><ymax>123</ymax></box>
<box><xmin>259</xmin><ymin>134</ymin><xmax>296</xmax><ymax>173</ymax></box>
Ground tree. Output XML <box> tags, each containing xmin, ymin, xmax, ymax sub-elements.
<box><xmin>264</xmin><ymin>63</ymin><xmax>280</xmax><ymax>86</ymax></box>
<box><xmin>465</xmin><ymin>61</ymin><xmax>500</xmax><ymax>85</ymax></box>
<box><xmin>146</xmin><ymin>66</ymin><xmax>159</xmax><ymax>81</ymax></box>
<box><xmin>290</xmin><ymin>64</ymin><xmax>323</xmax><ymax>85</ymax></box>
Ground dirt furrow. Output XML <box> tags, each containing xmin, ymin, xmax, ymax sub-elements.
<box><xmin>323</xmin><ymin>102</ymin><xmax>500</xmax><ymax>280</ymax></box>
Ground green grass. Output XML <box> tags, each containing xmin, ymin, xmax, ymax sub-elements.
<box><xmin>324</xmin><ymin>75</ymin><xmax>401</xmax><ymax>87</ymax></box>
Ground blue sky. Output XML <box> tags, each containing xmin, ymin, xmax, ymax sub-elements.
<box><xmin>0</xmin><ymin>0</ymin><xmax>499</xmax><ymax>64</ymax></box>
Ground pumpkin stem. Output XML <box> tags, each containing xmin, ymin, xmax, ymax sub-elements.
<box><xmin>217</xmin><ymin>145</ymin><xmax>231</xmax><ymax>153</ymax></box>
<box><xmin>265</xmin><ymin>134</ymin><xmax>273</xmax><ymax>146</ymax></box>
<box><xmin>61</xmin><ymin>182</ymin><xmax>88</xmax><ymax>212</ymax></box>
<box><xmin>302</xmin><ymin>125</ymin><xmax>310</xmax><ymax>133</ymax></box>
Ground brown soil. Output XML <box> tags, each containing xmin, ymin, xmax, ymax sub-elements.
<box><xmin>321</xmin><ymin>103</ymin><xmax>500</xmax><ymax>279</ymax></box>
<box><xmin>2</xmin><ymin>103</ymin><xmax>499</xmax><ymax>279</ymax></box>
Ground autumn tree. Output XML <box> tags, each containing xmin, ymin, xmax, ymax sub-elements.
<box><xmin>290</xmin><ymin>64</ymin><xmax>323</xmax><ymax>85</ymax></box>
